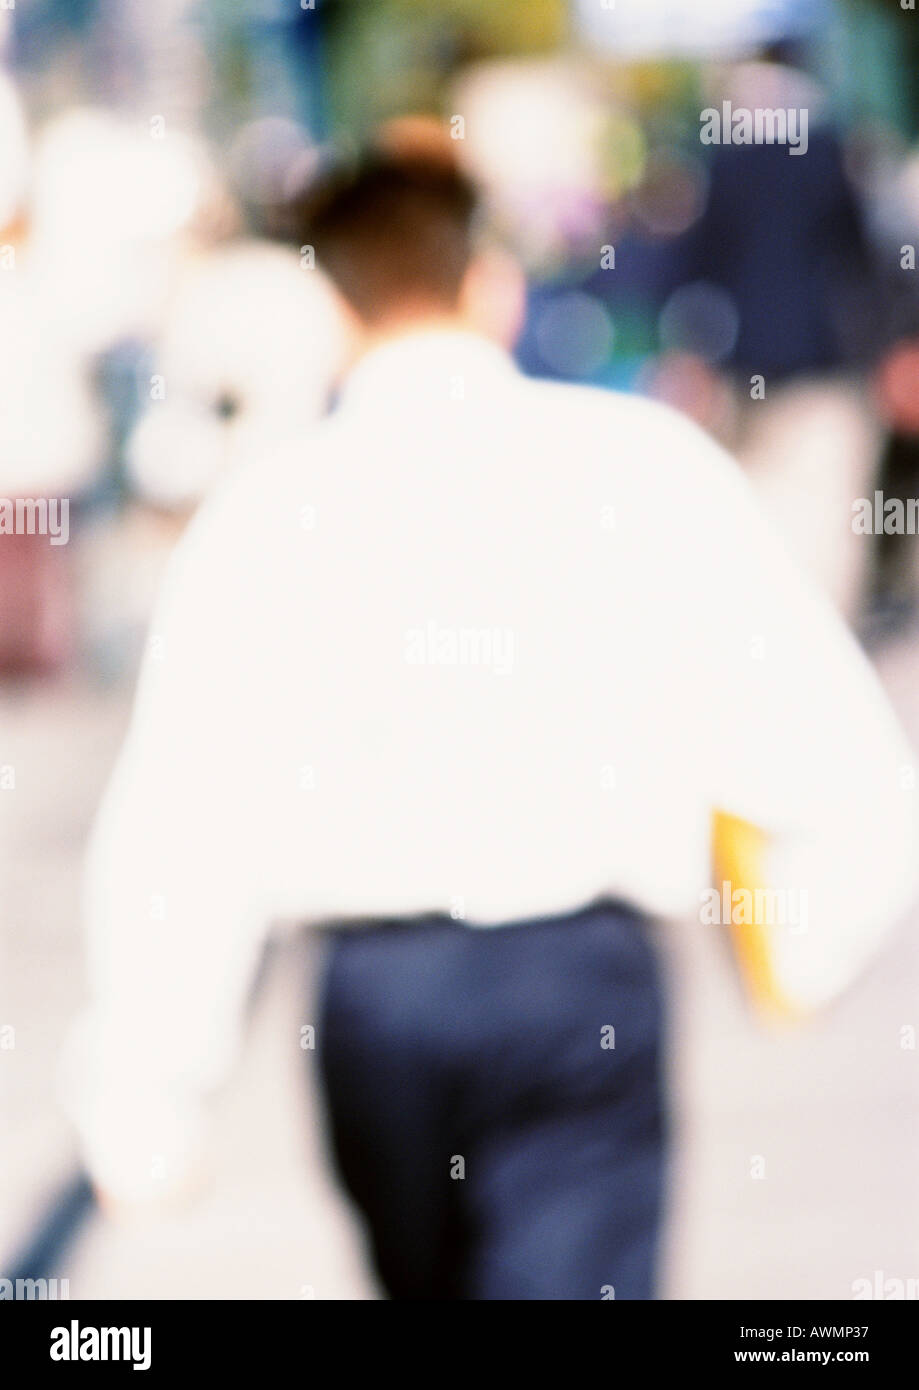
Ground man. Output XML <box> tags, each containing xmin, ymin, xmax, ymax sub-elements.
<box><xmin>69</xmin><ymin>146</ymin><xmax>917</xmax><ymax>1300</ymax></box>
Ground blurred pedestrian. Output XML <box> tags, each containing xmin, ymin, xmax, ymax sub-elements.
<box><xmin>68</xmin><ymin>142</ymin><xmax>916</xmax><ymax>1301</ymax></box>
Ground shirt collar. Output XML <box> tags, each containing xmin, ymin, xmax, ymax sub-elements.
<box><xmin>335</xmin><ymin>329</ymin><xmax>519</xmax><ymax>415</ymax></box>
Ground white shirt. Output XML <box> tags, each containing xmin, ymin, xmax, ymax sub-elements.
<box><xmin>69</xmin><ymin>330</ymin><xmax>918</xmax><ymax>1202</ymax></box>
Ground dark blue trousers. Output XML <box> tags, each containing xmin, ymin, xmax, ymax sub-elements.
<box><xmin>317</xmin><ymin>899</ymin><xmax>667</xmax><ymax>1300</ymax></box>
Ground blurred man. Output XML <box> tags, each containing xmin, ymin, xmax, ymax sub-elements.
<box><xmin>69</xmin><ymin>145</ymin><xmax>917</xmax><ymax>1300</ymax></box>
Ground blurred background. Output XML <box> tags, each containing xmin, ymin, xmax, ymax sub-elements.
<box><xmin>2</xmin><ymin>0</ymin><xmax>919</xmax><ymax>1298</ymax></box>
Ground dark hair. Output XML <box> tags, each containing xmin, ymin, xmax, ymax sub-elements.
<box><xmin>298</xmin><ymin>147</ymin><xmax>480</xmax><ymax>325</ymax></box>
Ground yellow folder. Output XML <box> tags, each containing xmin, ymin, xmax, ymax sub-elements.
<box><xmin>712</xmin><ymin>809</ymin><xmax>804</xmax><ymax>1023</ymax></box>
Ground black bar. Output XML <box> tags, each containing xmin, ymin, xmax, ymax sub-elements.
<box><xmin>0</xmin><ymin>1299</ymin><xmax>912</xmax><ymax>1375</ymax></box>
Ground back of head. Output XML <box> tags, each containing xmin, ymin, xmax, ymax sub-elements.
<box><xmin>298</xmin><ymin>137</ymin><xmax>480</xmax><ymax>328</ymax></box>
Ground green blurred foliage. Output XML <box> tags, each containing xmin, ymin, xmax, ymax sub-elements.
<box><xmin>323</xmin><ymin>0</ymin><xmax>566</xmax><ymax>133</ymax></box>
<box><xmin>394</xmin><ymin>0</ymin><xmax>566</xmax><ymax>52</ymax></box>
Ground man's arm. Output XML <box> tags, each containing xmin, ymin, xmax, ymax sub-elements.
<box><xmin>665</xmin><ymin>408</ymin><xmax>918</xmax><ymax>1014</ymax></box>
<box><xmin>66</xmin><ymin>481</ymin><xmax>273</xmax><ymax>1206</ymax></box>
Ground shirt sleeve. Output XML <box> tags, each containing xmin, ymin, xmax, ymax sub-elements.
<box><xmin>670</xmin><ymin>410</ymin><xmax>918</xmax><ymax>1012</ymax></box>
<box><xmin>65</xmin><ymin>479</ymin><xmax>274</xmax><ymax>1204</ymax></box>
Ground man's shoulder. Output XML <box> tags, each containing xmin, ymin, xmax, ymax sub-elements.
<box><xmin>530</xmin><ymin>374</ymin><xmax>686</xmax><ymax>435</ymax></box>
<box><xmin>519</xmin><ymin>376</ymin><xmax>746</xmax><ymax>500</ymax></box>
<box><xmin>188</xmin><ymin>419</ymin><xmax>344</xmax><ymax>528</ymax></box>
<box><xmin>158</xmin><ymin>421</ymin><xmax>348</xmax><ymax>599</ymax></box>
